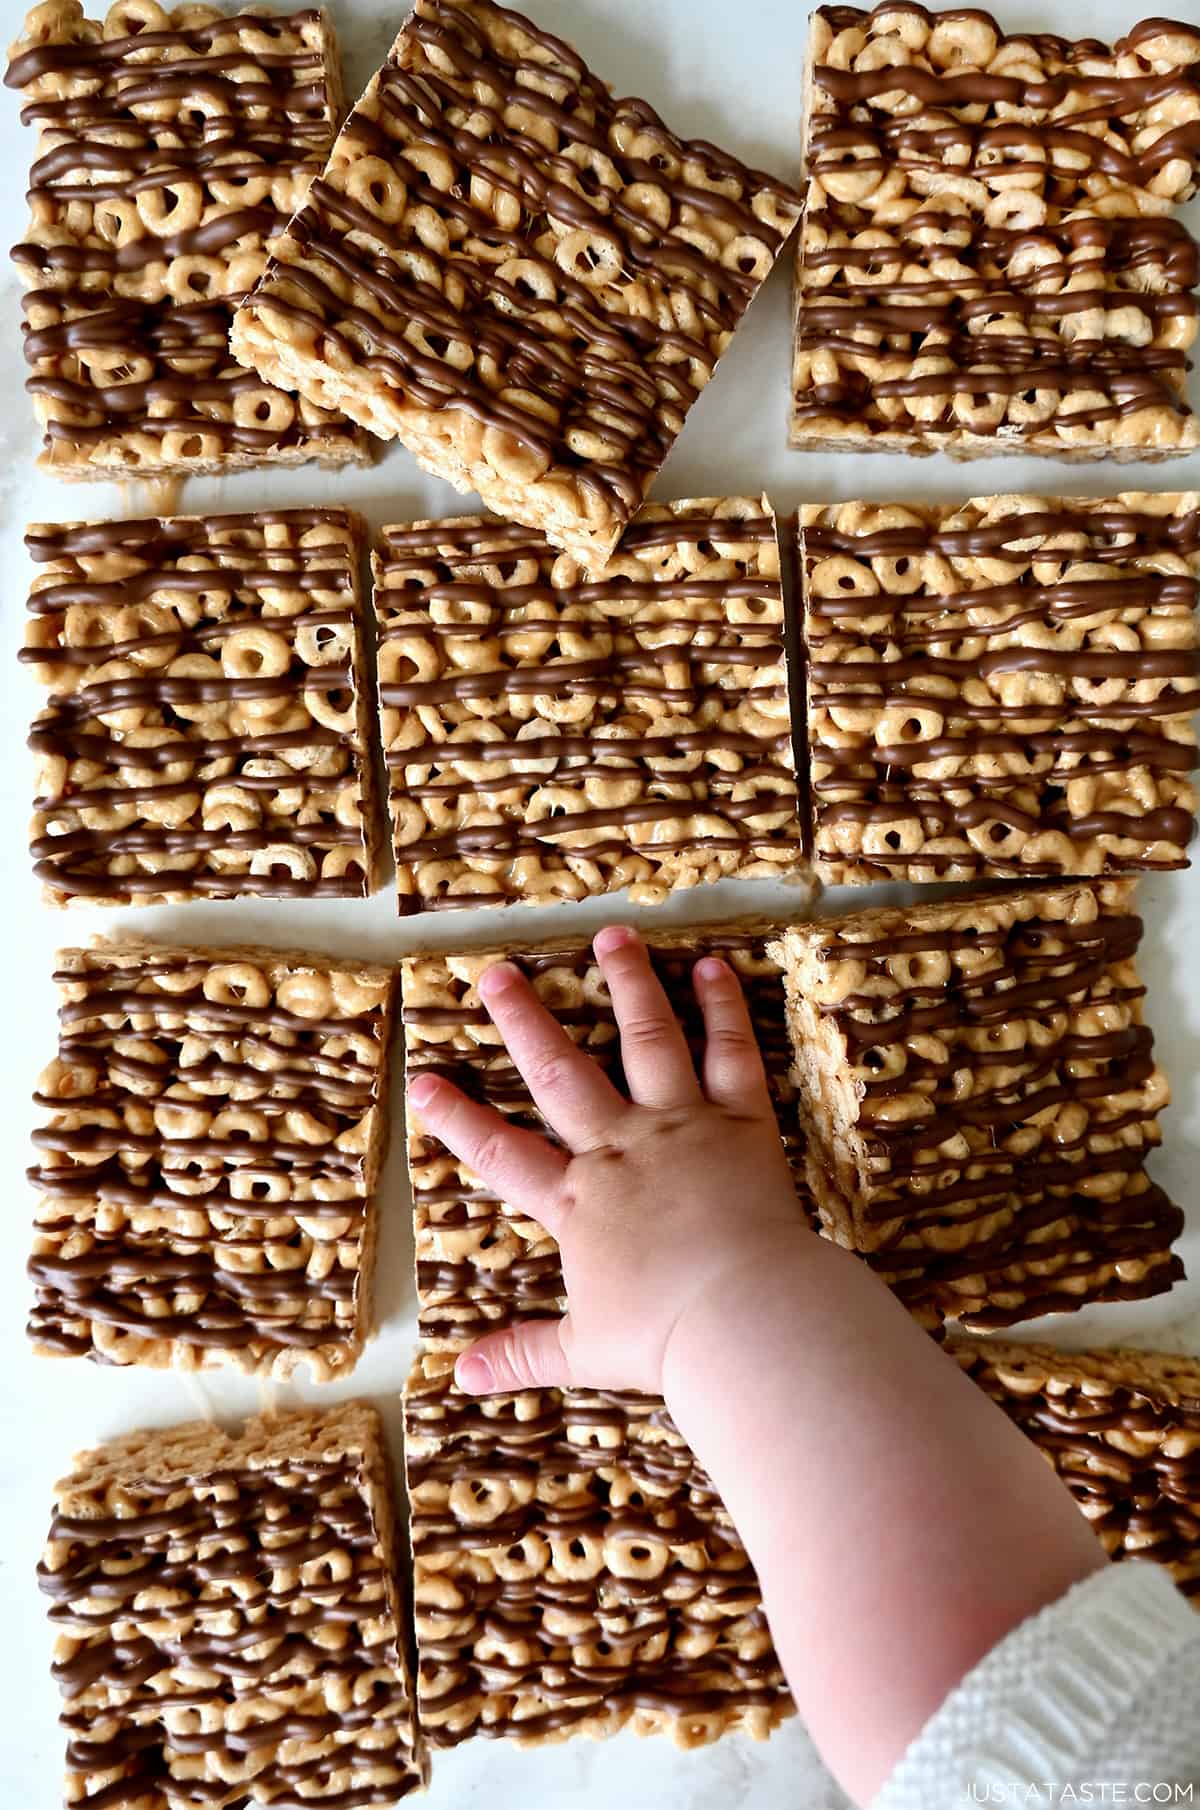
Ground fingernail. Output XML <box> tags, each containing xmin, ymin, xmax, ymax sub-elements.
<box><xmin>695</xmin><ymin>956</ymin><xmax>729</xmax><ymax>984</ymax></box>
<box><xmin>455</xmin><ymin>1349</ymin><xmax>492</xmax><ymax>1393</ymax></box>
<box><xmin>479</xmin><ymin>961</ymin><xmax>520</xmax><ymax>1000</ymax></box>
<box><xmin>593</xmin><ymin>925</ymin><xmax>637</xmax><ymax>957</ymax></box>
<box><xmin>408</xmin><ymin>1073</ymin><xmax>441</xmax><ymax>1108</ymax></box>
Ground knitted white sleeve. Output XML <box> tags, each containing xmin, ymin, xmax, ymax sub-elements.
<box><xmin>871</xmin><ymin>1563</ymin><xmax>1200</xmax><ymax>1810</ymax></box>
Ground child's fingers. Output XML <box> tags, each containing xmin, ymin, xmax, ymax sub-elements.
<box><xmin>478</xmin><ymin>962</ymin><xmax>626</xmax><ymax>1149</ymax></box>
<box><xmin>693</xmin><ymin>956</ymin><xmax>773</xmax><ymax>1113</ymax></box>
<box><xmin>454</xmin><ymin>1317</ymin><xmax>571</xmax><ymax>1394</ymax></box>
<box><xmin>594</xmin><ymin>927</ymin><xmax>701</xmax><ymax>1108</ymax></box>
<box><xmin>408</xmin><ymin>1074</ymin><xmax>569</xmax><ymax>1218</ymax></box>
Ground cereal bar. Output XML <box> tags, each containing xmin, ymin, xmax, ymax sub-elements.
<box><xmin>792</xmin><ymin>5</ymin><xmax>1200</xmax><ymax>459</ymax></box>
<box><xmin>5</xmin><ymin>0</ymin><xmax>365</xmax><ymax>479</ymax></box>
<box><xmin>23</xmin><ymin>508</ymin><xmax>383</xmax><ymax>905</ymax></box>
<box><xmin>950</xmin><ymin>1338</ymin><xmax>1200</xmax><ymax>1600</ymax></box>
<box><xmin>374</xmin><ymin>500</ymin><xmax>807</xmax><ymax>914</ymax></box>
<box><xmin>28</xmin><ymin>936</ymin><xmax>396</xmax><ymax>1378</ymax></box>
<box><xmin>230</xmin><ymin>0</ymin><xmax>802</xmax><ymax>568</ymax></box>
<box><xmin>402</xmin><ymin>924</ymin><xmax>811</xmax><ymax>1349</ymax></box>
<box><xmin>801</xmin><ymin>492</ymin><xmax>1200</xmax><ymax>883</ymax></box>
<box><xmin>406</xmin><ymin>1349</ymin><xmax>791</xmax><ymax>1746</ymax></box>
<box><xmin>40</xmin><ymin>1401</ymin><xmax>428</xmax><ymax>1806</ymax></box>
<box><xmin>768</xmin><ymin>882</ymin><xmax>1185</xmax><ymax>1330</ymax></box>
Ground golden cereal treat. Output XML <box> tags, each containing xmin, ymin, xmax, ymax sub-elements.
<box><xmin>230</xmin><ymin>1</ymin><xmax>802</xmax><ymax>569</ymax></box>
<box><xmin>791</xmin><ymin>4</ymin><xmax>1200</xmax><ymax>460</ymax></box>
<box><xmin>768</xmin><ymin>881</ymin><xmax>1185</xmax><ymax>1331</ymax></box>
<box><xmin>405</xmin><ymin>1349</ymin><xmax>792</xmax><ymax>1747</ymax></box>
<box><xmin>800</xmin><ymin>492</ymin><xmax>1200</xmax><ymax>883</ymax></box>
<box><xmin>5</xmin><ymin>1</ymin><xmax>367</xmax><ymax>479</ymax></box>
<box><xmin>401</xmin><ymin>923</ymin><xmax>813</xmax><ymax>1349</ymax></box>
<box><xmin>28</xmin><ymin>935</ymin><xmax>397</xmax><ymax>1379</ymax></box>
<box><xmin>949</xmin><ymin>1338</ymin><xmax>1200</xmax><ymax>1601</ymax></box>
<box><xmin>41</xmin><ymin>1401</ymin><xmax>429</xmax><ymax>1806</ymax></box>
<box><xmin>23</xmin><ymin>508</ymin><xmax>384</xmax><ymax>905</ymax></box>
<box><xmin>373</xmin><ymin>499</ymin><xmax>808</xmax><ymax>913</ymax></box>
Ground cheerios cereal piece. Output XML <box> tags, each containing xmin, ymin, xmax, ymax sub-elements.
<box><xmin>42</xmin><ymin>1402</ymin><xmax>427</xmax><ymax>1804</ymax></box>
<box><xmin>229</xmin><ymin>0</ymin><xmax>801</xmax><ymax>568</ymax></box>
<box><xmin>28</xmin><ymin>934</ymin><xmax>396</xmax><ymax>1378</ymax></box>
<box><xmin>769</xmin><ymin>880</ymin><xmax>1184</xmax><ymax>1332</ymax></box>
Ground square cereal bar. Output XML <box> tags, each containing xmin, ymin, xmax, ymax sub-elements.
<box><xmin>768</xmin><ymin>882</ymin><xmax>1185</xmax><ymax>1331</ymax></box>
<box><xmin>373</xmin><ymin>499</ymin><xmax>807</xmax><ymax>914</ymax></box>
<box><xmin>801</xmin><ymin>492</ymin><xmax>1200</xmax><ymax>883</ymax></box>
<box><xmin>5</xmin><ymin>1</ymin><xmax>365</xmax><ymax>478</ymax></box>
<box><xmin>405</xmin><ymin>1349</ymin><xmax>791</xmax><ymax>1746</ymax></box>
<box><xmin>40</xmin><ymin>1402</ymin><xmax>428</xmax><ymax>1806</ymax></box>
<box><xmin>791</xmin><ymin>5</ymin><xmax>1200</xmax><ymax>459</ymax></box>
<box><xmin>23</xmin><ymin>508</ymin><xmax>383</xmax><ymax>905</ymax></box>
<box><xmin>949</xmin><ymin>1338</ymin><xmax>1200</xmax><ymax>1600</ymax></box>
<box><xmin>402</xmin><ymin>924</ymin><xmax>811</xmax><ymax>1348</ymax></box>
<box><xmin>230</xmin><ymin>0</ymin><xmax>801</xmax><ymax>568</ymax></box>
<box><xmin>28</xmin><ymin>936</ymin><xmax>396</xmax><ymax>1378</ymax></box>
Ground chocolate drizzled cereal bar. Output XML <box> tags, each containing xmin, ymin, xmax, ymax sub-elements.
<box><xmin>801</xmin><ymin>491</ymin><xmax>1200</xmax><ymax>883</ymax></box>
<box><xmin>5</xmin><ymin>1</ymin><xmax>364</xmax><ymax>478</ymax></box>
<box><xmin>23</xmin><ymin>508</ymin><xmax>383</xmax><ymax>906</ymax></box>
<box><xmin>769</xmin><ymin>882</ymin><xmax>1185</xmax><ymax>1332</ymax></box>
<box><xmin>28</xmin><ymin>936</ymin><xmax>396</xmax><ymax>1378</ymax></box>
<box><xmin>792</xmin><ymin>5</ymin><xmax>1200</xmax><ymax>459</ymax></box>
<box><xmin>949</xmin><ymin>1339</ymin><xmax>1200</xmax><ymax>1599</ymax></box>
<box><xmin>406</xmin><ymin>1350</ymin><xmax>791</xmax><ymax>1747</ymax></box>
<box><xmin>40</xmin><ymin>1402</ymin><xmax>428</xmax><ymax>1805</ymax></box>
<box><xmin>402</xmin><ymin>924</ymin><xmax>810</xmax><ymax>1349</ymax></box>
<box><xmin>373</xmin><ymin>499</ymin><xmax>807</xmax><ymax>914</ymax></box>
<box><xmin>230</xmin><ymin>0</ymin><xmax>802</xmax><ymax>569</ymax></box>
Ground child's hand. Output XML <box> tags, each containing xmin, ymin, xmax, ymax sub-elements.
<box><xmin>407</xmin><ymin>924</ymin><xmax>808</xmax><ymax>1396</ymax></box>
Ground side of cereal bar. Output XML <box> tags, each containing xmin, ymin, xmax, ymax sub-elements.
<box><xmin>28</xmin><ymin>935</ymin><xmax>396</xmax><ymax>1378</ymax></box>
<box><xmin>5</xmin><ymin>1</ymin><xmax>365</xmax><ymax>477</ymax></box>
<box><xmin>401</xmin><ymin>922</ymin><xmax>811</xmax><ymax>1349</ymax></box>
<box><xmin>800</xmin><ymin>492</ymin><xmax>1200</xmax><ymax>883</ymax></box>
<box><xmin>231</xmin><ymin>0</ymin><xmax>801</xmax><ymax>567</ymax></box>
<box><xmin>373</xmin><ymin>499</ymin><xmax>807</xmax><ymax>914</ymax></box>
<box><xmin>405</xmin><ymin>1349</ymin><xmax>792</xmax><ymax>1747</ymax></box>
<box><xmin>41</xmin><ymin>1401</ymin><xmax>428</xmax><ymax>1804</ymax></box>
<box><xmin>22</xmin><ymin>508</ymin><xmax>383</xmax><ymax>905</ymax></box>
<box><xmin>792</xmin><ymin>5</ymin><xmax>1200</xmax><ymax>459</ymax></box>
<box><xmin>769</xmin><ymin>882</ymin><xmax>1185</xmax><ymax>1330</ymax></box>
<box><xmin>949</xmin><ymin>1338</ymin><xmax>1200</xmax><ymax>1599</ymax></box>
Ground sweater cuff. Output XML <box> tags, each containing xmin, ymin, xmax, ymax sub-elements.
<box><xmin>871</xmin><ymin>1563</ymin><xmax>1199</xmax><ymax>1810</ymax></box>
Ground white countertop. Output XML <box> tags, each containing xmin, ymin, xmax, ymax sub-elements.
<box><xmin>0</xmin><ymin>0</ymin><xmax>1197</xmax><ymax>1803</ymax></box>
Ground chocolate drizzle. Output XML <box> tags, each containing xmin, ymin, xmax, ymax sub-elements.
<box><xmin>24</xmin><ymin>510</ymin><xmax>376</xmax><ymax>904</ymax></box>
<box><xmin>28</xmin><ymin>942</ymin><xmax>392</xmax><ymax>1370</ymax></box>
<box><xmin>792</xmin><ymin>4</ymin><xmax>1200</xmax><ymax>451</ymax></box>
<box><xmin>5</xmin><ymin>4</ymin><xmax>360</xmax><ymax>472</ymax></box>
<box><xmin>802</xmin><ymin>496</ymin><xmax>1200</xmax><ymax>881</ymax></box>
<box><xmin>374</xmin><ymin>507</ymin><xmax>803</xmax><ymax>912</ymax></box>
<box><xmin>235</xmin><ymin>0</ymin><xmax>800</xmax><ymax>561</ymax></box>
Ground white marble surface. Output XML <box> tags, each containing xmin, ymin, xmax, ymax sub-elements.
<box><xmin>0</xmin><ymin>0</ymin><xmax>1198</xmax><ymax>1803</ymax></box>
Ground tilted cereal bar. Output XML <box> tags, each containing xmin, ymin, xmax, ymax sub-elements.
<box><xmin>28</xmin><ymin>936</ymin><xmax>396</xmax><ymax>1378</ymax></box>
<box><xmin>402</xmin><ymin>924</ymin><xmax>811</xmax><ymax>1349</ymax></box>
<box><xmin>374</xmin><ymin>500</ymin><xmax>807</xmax><ymax>914</ymax></box>
<box><xmin>768</xmin><ymin>882</ymin><xmax>1185</xmax><ymax>1330</ymax></box>
<box><xmin>231</xmin><ymin>0</ymin><xmax>802</xmax><ymax>568</ymax></box>
<box><xmin>5</xmin><ymin>0</ymin><xmax>365</xmax><ymax>478</ymax></box>
<box><xmin>406</xmin><ymin>1349</ymin><xmax>791</xmax><ymax>1747</ymax></box>
<box><xmin>23</xmin><ymin>508</ymin><xmax>383</xmax><ymax>905</ymax></box>
<box><xmin>792</xmin><ymin>5</ymin><xmax>1200</xmax><ymax>459</ymax></box>
<box><xmin>801</xmin><ymin>492</ymin><xmax>1200</xmax><ymax>883</ymax></box>
<box><xmin>40</xmin><ymin>1402</ymin><xmax>428</xmax><ymax>1806</ymax></box>
<box><xmin>949</xmin><ymin>1338</ymin><xmax>1200</xmax><ymax>1600</ymax></box>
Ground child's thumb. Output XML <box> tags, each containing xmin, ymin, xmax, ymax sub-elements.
<box><xmin>453</xmin><ymin>1318</ymin><xmax>571</xmax><ymax>1395</ymax></box>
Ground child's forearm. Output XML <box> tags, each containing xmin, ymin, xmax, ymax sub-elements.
<box><xmin>662</xmin><ymin>1231</ymin><xmax>1106</xmax><ymax>1806</ymax></box>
